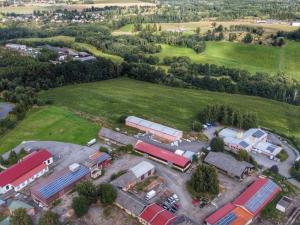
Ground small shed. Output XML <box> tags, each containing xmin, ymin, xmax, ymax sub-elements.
<box><xmin>276</xmin><ymin>196</ymin><xmax>292</xmax><ymax>213</ymax></box>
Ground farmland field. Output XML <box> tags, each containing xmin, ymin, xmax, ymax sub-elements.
<box><xmin>17</xmin><ymin>36</ymin><xmax>123</xmax><ymax>63</ymax></box>
<box><xmin>38</xmin><ymin>78</ymin><xmax>300</xmax><ymax>146</ymax></box>
<box><xmin>0</xmin><ymin>106</ymin><xmax>98</xmax><ymax>153</ymax></box>
<box><xmin>153</xmin><ymin>41</ymin><xmax>300</xmax><ymax>79</ymax></box>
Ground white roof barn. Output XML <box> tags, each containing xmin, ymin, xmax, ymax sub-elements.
<box><xmin>129</xmin><ymin>161</ymin><xmax>155</xmax><ymax>179</ymax></box>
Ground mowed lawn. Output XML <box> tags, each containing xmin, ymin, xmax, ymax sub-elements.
<box><xmin>153</xmin><ymin>41</ymin><xmax>300</xmax><ymax>79</ymax></box>
<box><xmin>39</xmin><ymin>78</ymin><xmax>300</xmax><ymax>145</ymax></box>
<box><xmin>0</xmin><ymin>106</ymin><xmax>99</xmax><ymax>153</ymax></box>
<box><xmin>17</xmin><ymin>36</ymin><xmax>123</xmax><ymax>64</ymax></box>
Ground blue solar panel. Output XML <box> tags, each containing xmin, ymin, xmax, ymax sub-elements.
<box><xmin>252</xmin><ymin>130</ymin><xmax>265</xmax><ymax>138</ymax></box>
<box><xmin>245</xmin><ymin>180</ymin><xmax>278</xmax><ymax>213</ymax></box>
<box><xmin>38</xmin><ymin>166</ymin><xmax>90</xmax><ymax>199</ymax></box>
<box><xmin>95</xmin><ymin>153</ymin><xmax>110</xmax><ymax>164</ymax></box>
<box><xmin>266</xmin><ymin>146</ymin><xmax>276</xmax><ymax>153</ymax></box>
<box><xmin>239</xmin><ymin>141</ymin><xmax>249</xmax><ymax>148</ymax></box>
<box><xmin>215</xmin><ymin>212</ymin><xmax>237</xmax><ymax>225</ymax></box>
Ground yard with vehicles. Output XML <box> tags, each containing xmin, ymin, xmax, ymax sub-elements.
<box><xmin>38</xmin><ymin>78</ymin><xmax>300</xmax><ymax>147</ymax></box>
<box><xmin>152</xmin><ymin>41</ymin><xmax>300</xmax><ymax>79</ymax></box>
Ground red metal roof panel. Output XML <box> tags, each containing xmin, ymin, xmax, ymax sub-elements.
<box><xmin>134</xmin><ymin>141</ymin><xmax>190</xmax><ymax>168</ymax></box>
<box><xmin>205</xmin><ymin>203</ymin><xmax>236</xmax><ymax>225</ymax></box>
<box><xmin>140</xmin><ymin>203</ymin><xmax>164</xmax><ymax>222</ymax></box>
<box><xmin>0</xmin><ymin>149</ymin><xmax>52</xmax><ymax>187</ymax></box>
<box><xmin>151</xmin><ymin>210</ymin><xmax>176</xmax><ymax>225</ymax></box>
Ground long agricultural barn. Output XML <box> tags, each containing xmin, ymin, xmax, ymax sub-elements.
<box><xmin>31</xmin><ymin>164</ymin><xmax>90</xmax><ymax>206</ymax></box>
<box><xmin>126</xmin><ymin>116</ymin><xmax>183</xmax><ymax>142</ymax></box>
<box><xmin>0</xmin><ymin>149</ymin><xmax>53</xmax><ymax>194</ymax></box>
<box><xmin>134</xmin><ymin>141</ymin><xmax>191</xmax><ymax>172</ymax></box>
<box><xmin>99</xmin><ymin>127</ymin><xmax>137</xmax><ymax>146</ymax></box>
<box><xmin>205</xmin><ymin>177</ymin><xmax>281</xmax><ymax>225</ymax></box>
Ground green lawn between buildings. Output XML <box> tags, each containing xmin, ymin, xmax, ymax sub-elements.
<box><xmin>153</xmin><ymin>41</ymin><xmax>300</xmax><ymax>79</ymax></box>
<box><xmin>37</xmin><ymin>78</ymin><xmax>300</xmax><ymax>146</ymax></box>
<box><xmin>0</xmin><ymin>106</ymin><xmax>99</xmax><ymax>153</ymax></box>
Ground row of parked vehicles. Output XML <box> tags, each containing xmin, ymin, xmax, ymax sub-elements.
<box><xmin>161</xmin><ymin>194</ymin><xmax>180</xmax><ymax>214</ymax></box>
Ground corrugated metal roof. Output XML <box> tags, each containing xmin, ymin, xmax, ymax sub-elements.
<box><xmin>204</xmin><ymin>152</ymin><xmax>254</xmax><ymax>178</ymax></box>
<box><xmin>99</xmin><ymin>127</ymin><xmax>137</xmax><ymax>145</ymax></box>
<box><xmin>233</xmin><ymin>178</ymin><xmax>281</xmax><ymax>216</ymax></box>
<box><xmin>8</xmin><ymin>200</ymin><xmax>33</xmax><ymax>211</ymax></box>
<box><xmin>31</xmin><ymin>165</ymin><xmax>89</xmax><ymax>200</ymax></box>
<box><xmin>130</xmin><ymin>161</ymin><xmax>154</xmax><ymax>178</ymax></box>
<box><xmin>134</xmin><ymin>141</ymin><xmax>190</xmax><ymax>169</ymax></box>
<box><xmin>0</xmin><ymin>149</ymin><xmax>52</xmax><ymax>187</ymax></box>
<box><xmin>140</xmin><ymin>203</ymin><xmax>176</xmax><ymax>225</ymax></box>
<box><xmin>126</xmin><ymin>116</ymin><xmax>182</xmax><ymax>137</ymax></box>
<box><xmin>206</xmin><ymin>203</ymin><xmax>235</xmax><ymax>225</ymax></box>
<box><xmin>89</xmin><ymin>151</ymin><xmax>110</xmax><ymax>164</ymax></box>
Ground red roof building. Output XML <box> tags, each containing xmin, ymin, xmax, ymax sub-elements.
<box><xmin>205</xmin><ymin>177</ymin><xmax>281</xmax><ymax>225</ymax></box>
<box><xmin>134</xmin><ymin>141</ymin><xmax>191</xmax><ymax>172</ymax></box>
<box><xmin>0</xmin><ymin>149</ymin><xmax>53</xmax><ymax>194</ymax></box>
<box><xmin>139</xmin><ymin>203</ymin><xmax>177</xmax><ymax>225</ymax></box>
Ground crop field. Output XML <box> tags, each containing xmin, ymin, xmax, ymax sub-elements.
<box><xmin>153</xmin><ymin>41</ymin><xmax>300</xmax><ymax>79</ymax></box>
<box><xmin>0</xmin><ymin>5</ymin><xmax>59</xmax><ymax>14</ymax></box>
<box><xmin>0</xmin><ymin>106</ymin><xmax>98</xmax><ymax>153</ymax></box>
<box><xmin>17</xmin><ymin>36</ymin><xmax>123</xmax><ymax>63</ymax></box>
<box><xmin>116</xmin><ymin>20</ymin><xmax>297</xmax><ymax>35</ymax></box>
<box><xmin>38</xmin><ymin>78</ymin><xmax>300</xmax><ymax>146</ymax></box>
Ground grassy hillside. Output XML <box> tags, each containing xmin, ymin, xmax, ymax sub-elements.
<box><xmin>153</xmin><ymin>41</ymin><xmax>300</xmax><ymax>79</ymax></box>
<box><xmin>38</xmin><ymin>78</ymin><xmax>300</xmax><ymax>145</ymax></box>
<box><xmin>0</xmin><ymin>106</ymin><xmax>98</xmax><ymax>153</ymax></box>
<box><xmin>17</xmin><ymin>36</ymin><xmax>123</xmax><ymax>64</ymax></box>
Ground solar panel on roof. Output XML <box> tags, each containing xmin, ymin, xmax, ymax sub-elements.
<box><xmin>215</xmin><ymin>212</ymin><xmax>237</xmax><ymax>225</ymax></box>
<box><xmin>266</xmin><ymin>146</ymin><xmax>276</xmax><ymax>153</ymax></box>
<box><xmin>38</xmin><ymin>166</ymin><xmax>89</xmax><ymax>199</ymax></box>
<box><xmin>245</xmin><ymin>180</ymin><xmax>278</xmax><ymax>213</ymax></box>
<box><xmin>252</xmin><ymin>130</ymin><xmax>265</xmax><ymax>138</ymax></box>
<box><xmin>95</xmin><ymin>153</ymin><xmax>110</xmax><ymax>164</ymax></box>
<box><xmin>239</xmin><ymin>141</ymin><xmax>249</xmax><ymax>148</ymax></box>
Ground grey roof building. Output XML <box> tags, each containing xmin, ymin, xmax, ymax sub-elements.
<box><xmin>99</xmin><ymin>127</ymin><xmax>137</xmax><ymax>146</ymax></box>
<box><xmin>114</xmin><ymin>189</ymin><xmax>146</xmax><ymax>217</ymax></box>
<box><xmin>204</xmin><ymin>152</ymin><xmax>254</xmax><ymax>179</ymax></box>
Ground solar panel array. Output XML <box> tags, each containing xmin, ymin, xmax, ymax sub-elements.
<box><xmin>38</xmin><ymin>165</ymin><xmax>90</xmax><ymax>199</ymax></box>
<box><xmin>215</xmin><ymin>212</ymin><xmax>237</xmax><ymax>225</ymax></box>
<box><xmin>245</xmin><ymin>180</ymin><xmax>278</xmax><ymax>213</ymax></box>
<box><xmin>239</xmin><ymin>141</ymin><xmax>249</xmax><ymax>148</ymax></box>
<box><xmin>266</xmin><ymin>145</ymin><xmax>276</xmax><ymax>153</ymax></box>
<box><xmin>252</xmin><ymin>130</ymin><xmax>265</xmax><ymax>138</ymax></box>
<box><xmin>95</xmin><ymin>153</ymin><xmax>110</xmax><ymax>164</ymax></box>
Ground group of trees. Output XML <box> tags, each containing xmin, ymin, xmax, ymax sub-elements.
<box><xmin>10</xmin><ymin>208</ymin><xmax>61</xmax><ymax>225</ymax></box>
<box><xmin>290</xmin><ymin>160</ymin><xmax>300</xmax><ymax>181</ymax></box>
<box><xmin>0</xmin><ymin>148</ymin><xmax>28</xmax><ymax>166</ymax></box>
<box><xmin>198</xmin><ymin>104</ymin><xmax>258</xmax><ymax>129</ymax></box>
<box><xmin>187</xmin><ymin>164</ymin><xmax>219</xmax><ymax>199</ymax></box>
<box><xmin>72</xmin><ymin>181</ymin><xmax>117</xmax><ymax>217</ymax></box>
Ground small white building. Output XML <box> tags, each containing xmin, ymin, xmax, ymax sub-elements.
<box><xmin>5</xmin><ymin>44</ymin><xmax>27</xmax><ymax>51</ymax></box>
<box><xmin>291</xmin><ymin>22</ymin><xmax>300</xmax><ymax>27</ymax></box>
<box><xmin>276</xmin><ymin>196</ymin><xmax>292</xmax><ymax>213</ymax></box>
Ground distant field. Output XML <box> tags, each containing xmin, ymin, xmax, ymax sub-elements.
<box><xmin>0</xmin><ymin>5</ymin><xmax>58</xmax><ymax>14</ymax></box>
<box><xmin>39</xmin><ymin>78</ymin><xmax>300</xmax><ymax>146</ymax></box>
<box><xmin>116</xmin><ymin>20</ymin><xmax>297</xmax><ymax>35</ymax></box>
<box><xmin>153</xmin><ymin>41</ymin><xmax>300</xmax><ymax>79</ymax></box>
<box><xmin>0</xmin><ymin>106</ymin><xmax>98</xmax><ymax>153</ymax></box>
<box><xmin>17</xmin><ymin>36</ymin><xmax>123</xmax><ymax>63</ymax></box>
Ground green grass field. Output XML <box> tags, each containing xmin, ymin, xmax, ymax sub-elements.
<box><xmin>38</xmin><ymin>78</ymin><xmax>300</xmax><ymax>145</ymax></box>
<box><xmin>0</xmin><ymin>106</ymin><xmax>99</xmax><ymax>153</ymax></box>
<box><xmin>17</xmin><ymin>36</ymin><xmax>123</xmax><ymax>63</ymax></box>
<box><xmin>153</xmin><ymin>41</ymin><xmax>300</xmax><ymax>79</ymax></box>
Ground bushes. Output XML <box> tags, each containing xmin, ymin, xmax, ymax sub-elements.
<box><xmin>72</xmin><ymin>195</ymin><xmax>90</xmax><ymax>217</ymax></box>
<box><xmin>98</xmin><ymin>184</ymin><xmax>117</xmax><ymax>205</ymax></box>
<box><xmin>210</xmin><ymin>137</ymin><xmax>224</xmax><ymax>152</ymax></box>
<box><xmin>290</xmin><ymin>161</ymin><xmax>300</xmax><ymax>181</ymax></box>
<box><xmin>187</xmin><ymin>164</ymin><xmax>219</xmax><ymax>199</ymax></box>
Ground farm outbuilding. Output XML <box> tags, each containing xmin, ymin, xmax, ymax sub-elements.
<box><xmin>134</xmin><ymin>141</ymin><xmax>191</xmax><ymax>172</ymax></box>
<box><xmin>204</xmin><ymin>152</ymin><xmax>254</xmax><ymax>179</ymax></box>
<box><xmin>31</xmin><ymin>164</ymin><xmax>90</xmax><ymax>206</ymax></box>
<box><xmin>126</xmin><ymin>116</ymin><xmax>183</xmax><ymax>142</ymax></box>
<box><xmin>0</xmin><ymin>149</ymin><xmax>53</xmax><ymax>194</ymax></box>
<box><xmin>206</xmin><ymin>177</ymin><xmax>281</xmax><ymax>225</ymax></box>
<box><xmin>99</xmin><ymin>127</ymin><xmax>137</xmax><ymax>146</ymax></box>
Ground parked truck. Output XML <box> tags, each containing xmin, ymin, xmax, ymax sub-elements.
<box><xmin>145</xmin><ymin>190</ymin><xmax>156</xmax><ymax>201</ymax></box>
<box><xmin>87</xmin><ymin>138</ymin><xmax>96</xmax><ymax>147</ymax></box>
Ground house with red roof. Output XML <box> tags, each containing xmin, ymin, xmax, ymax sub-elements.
<box><xmin>0</xmin><ymin>149</ymin><xmax>53</xmax><ymax>194</ymax></box>
<box><xmin>134</xmin><ymin>141</ymin><xmax>191</xmax><ymax>172</ymax></box>
<box><xmin>205</xmin><ymin>177</ymin><xmax>281</xmax><ymax>225</ymax></box>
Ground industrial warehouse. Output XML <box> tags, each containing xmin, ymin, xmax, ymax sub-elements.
<box><xmin>205</xmin><ymin>177</ymin><xmax>281</xmax><ymax>225</ymax></box>
<box><xmin>126</xmin><ymin>116</ymin><xmax>183</xmax><ymax>142</ymax></box>
<box><xmin>31</xmin><ymin>163</ymin><xmax>90</xmax><ymax>207</ymax></box>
